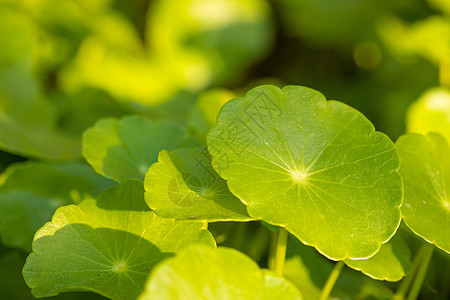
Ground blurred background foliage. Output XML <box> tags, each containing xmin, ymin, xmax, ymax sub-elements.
<box><xmin>1</xmin><ymin>0</ymin><xmax>450</xmax><ymax>299</ymax></box>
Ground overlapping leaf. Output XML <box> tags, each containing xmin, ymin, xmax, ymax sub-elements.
<box><xmin>344</xmin><ymin>234</ymin><xmax>411</xmax><ymax>281</ymax></box>
<box><xmin>0</xmin><ymin>161</ymin><xmax>113</xmax><ymax>251</ymax></box>
<box><xmin>284</xmin><ymin>237</ymin><xmax>394</xmax><ymax>300</ymax></box>
<box><xmin>82</xmin><ymin>115</ymin><xmax>198</xmax><ymax>182</ymax></box>
<box><xmin>207</xmin><ymin>85</ymin><xmax>402</xmax><ymax>260</ymax></box>
<box><xmin>23</xmin><ymin>180</ymin><xmax>215</xmax><ymax>299</ymax></box>
<box><xmin>139</xmin><ymin>245</ymin><xmax>301</xmax><ymax>300</ymax></box>
<box><xmin>144</xmin><ymin>148</ymin><xmax>252</xmax><ymax>222</ymax></box>
<box><xmin>396</xmin><ymin>132</ymin><xmax>450</xmax><ymax>253</ymax></box>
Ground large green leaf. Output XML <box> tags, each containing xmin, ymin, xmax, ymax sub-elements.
<box><xmin>144</xmin><ymin>148</ymin><xmax>252</xmax><ymax>222</ymax></box>
<box><xmin>0</xmin><ymin>161</ymin><xmax>113</xmax><ymax>251</ymax></box>
<box><xmin>396</xmin><ymin>132</ymin><xmax>450</xmax><ymax>254</ymax></box>
<box><xmin>344</xmin><ymin>234</ymin><xmax>411</xmax><ymax>281</ymax></box>
<box><xmin>139</xmin><ymin>245</ymin><xmax>301</xmax><ymax>300</ymax></box>
<box><xmin>82</xmin><ymin>115</ymin><xmax>198</xmax><ymax>182</ymax></box>
<box><xmin>23</xmin><ymin>180</ymin><xmax>215</xmax><ymax>299</ymax></box>
<box><xmin>207</xmin><ymin>85</ymin><xmax>402</xmax><ymax>260</ymax></box>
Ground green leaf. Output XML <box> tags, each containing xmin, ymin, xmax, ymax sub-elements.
<box><xmin>138</xmin><ymin>245</ymin><xmax>301</xmax><ymax>300</ymax></box>
<box><xmin>344</xmin><ymin>234</ymin><xmax>412</xmax><ymax>281</ymax></box>
<box><xmin>207</xmin><ymin>85</ymin><xmax>402</xmax><ymax>260</ymax></box>
<box><xmin>0</xmin><ymin>161</ymin><xmax>113</xmax><ymax>251</ymax></box>
<box><xmin>23</xmin><ymin>180</ymin><xmax>215</xmax><ymax>299</ymax></box>
<box><xmin>406</xmin><ymin>87</ymin><xmax>450</xmax><ymax>143</ymax></box>
<box><xmin>284</xmin><ymin>237</ymin><xmax>394</xmax><ymax>300</ymax></box>
<box><xmin>82</xmin><ymin>115</ymin><xmax>199</xmax><ymax>182</ymax></box>
<box><xmin>396</xmin><ymin>132</ymin><xmax>450</xmax><ymax>254</ymax></box>
<box><xmin>144</xmin><ymin>148</ymin><xmax>252</xmax><ymax>222</ymax></box>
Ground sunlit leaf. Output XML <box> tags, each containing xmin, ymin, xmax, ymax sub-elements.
<box><xmin>396</xmin><ymin>132</ymin><xmax>450</xmax><ymax>254</ymax></box>
<box><xmin>0</xmin><ymin>161</ymin><xmax>113</xmax><ymax>251</ymax></box>
<box><xmin>139</xmin><ymin>245</ymin><xmax>301</xmax><ymax>299</ymax></box>
<box><xmin>144</xmin><ymin>148</ymin><xmax>252</xmax><ymax>222</ymax></box>
<box><xmin>23</xmin><ymin>180</ymin><xmax>215</xmax><ymax>299</ymax></box>
<box><xmin>344</xmin><ymin>234</ymin><xmax>412</xmax><ymax>281</ymax></box>
<box><xmin>82</xmin><ymin>115</ymin><xmax>198</xmax><ymax>182</ymax></box>
<box><xmin>406</xmin><ymin>87</ymin><xmax>450</xmax><ymax>142</ymax></box>
<box><xmin>207</xmin><ymin>85</ymin><xmax>402</xmax><ymax>260</ymax></box>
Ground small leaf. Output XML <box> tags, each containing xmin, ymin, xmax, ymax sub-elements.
<box><xmin>82</xmin><ymin>115</ymin><xmax>199</xmax><ymax>182</ymax></box>
<box><xmin>138</xmin><ymin>245</ymin><xmax>302</xmax><ymax>300</ymax></box>
<box><xmin>396</xmin><ymin>132</ymin><xmax>450</xmax><ymax>254</ymax></box>
<box><xmin>144</xmin><ymin>148</ymin><xmax>252</xmax><ymax>222</ymax></box>
<box><xmin>23</xmin><ymin>180</ymin><xmax>215</xmax><ymax>300</ymax></box>
<box><xmin>344</xmin><ymin>234</ymin><xmax>412</xmax><ymax>281</ymax></box>
<box><xmin>207</xmin><ymin>85</ymin><xmax>402</xmax><ymax>260</ymax></box>
<box><xmin>284</xmin><ymin>237</ymin><xmax>394</xmax><ymax>300</ymax></box>
<box><xmin>0</xmin><ymin>161</ymin><xmax>113</xmax><ymax>251</ymax></box>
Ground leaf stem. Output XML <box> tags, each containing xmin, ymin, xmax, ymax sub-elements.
<box><xmin>394</xmin><ymin>243</ymin><xmax>427</xmax><ymax>300</ymax></box>
<box><xmin>272</xmin><ymin>227</ymin><xmax>288</xmax><ymax>276</ymax></box>
<box><xmin>319</xmin><ymin>261</ymin><xmax>344</xmax><ymax>300</ymax></box>
<box><xmin>406</xmin><ymin>243</ymin><xmax>434</xmax><ymax>300</ymax></box>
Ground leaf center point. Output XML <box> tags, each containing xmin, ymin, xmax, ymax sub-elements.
<box><xmin>112</xmin><ymin>261</ymin><xmax>128</xmax><ymax>273</ymax></box>
<box><xmin>291</xmin><ymin>169</ymin><xmax>309</xmax><ymax>184</ymax></box>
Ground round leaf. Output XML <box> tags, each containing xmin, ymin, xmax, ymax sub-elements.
<box><xmin>344</xmin><ymin>234</ymin><xmax>412</xmax><ymax>281</ymax></box>
<box><xmin>207</xmin><ymin>85</ymin><xmax>402</xmax><ymax>260</ymax></box>
<box><xmin>144</xmin><ymin>148</ymin><xmax>252</xmax><ymax>222</ymax></box>
<box><xmin>82</xmin><ymin>115</ymin><xmax>198</xmax><ymax>182</ymax></box>
<box><xmin>139</xmin><ymin>245</ymin><xmax>301</xmax><ymax>300</ymax></box>
<box><xmin>396</xmin><ymin>132</ymin><xmax>450</xmax><ymax>253</ymax></box>
<box><xmin>23</xmin><ymin>180</ymin><xmax>215</xmax><ymax>300</ymax></box>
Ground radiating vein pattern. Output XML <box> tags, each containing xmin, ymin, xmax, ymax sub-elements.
<box><xmin>397</xmin><ymin>133</ymin><xmax>450</xmax><ymax>254</ymax></box>
<box><xmin>23</xmin><ymin>180</ymin><xmax>215</xmax><ymax>300</ymax></box>
<box><xmin>207</xmin><ymin>85</ymin><xmax>403</xmax><ymax>260</ymax></box>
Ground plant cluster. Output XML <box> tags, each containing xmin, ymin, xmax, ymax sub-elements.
<box><xmin>0</xmin><ymin>0</ymin><xmax>450</xmax><ymax>299</ymax></box>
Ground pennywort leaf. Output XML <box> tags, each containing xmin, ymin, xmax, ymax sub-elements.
<box><xmin>207</xmin><ymin>85</ymin><xmax>403</xmax><ymax>260</ymax></box>
<box><xmin>23</xmin><ymin>180</ymin><xmax>215</xmax><ymax>300</ymax></box>
<box><xmin>139</xmin><ymin>245</ymin><xmax>302</xmax><ymax>300</ymax></box>
<box><xmin>82</xmin><ymin>115</ymin><xmax>199</xmax><ymax>182</ymax></box>
<box><xmin>144</xmin><ymin>148</ymin><xmax>252</xmax><ymax>222</ymax></box>
<box><xmin>344</xmin><ymin>234</ymin><xmax>412</xmax><ymax>281</ymax></box>
<box><xmin>396</xmin><ymin>132</ymin><xmax>450</xmax><ymax>254</ymax></box>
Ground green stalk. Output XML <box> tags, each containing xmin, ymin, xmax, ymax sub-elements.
<box><xmin>268</xmin><ymin>230</ymin><xmax>277</xmax><ymax>270</ymax></box>
<box><xmin>269</xmin><ymin>227</ymin><xmax>288</xmax><ymax>276</ymax></box>
<box><xmin>394</xmin><ymin>244</ymin><xmax>427</xmax><ymax>300</ymax></box>
<box><xmin>406</xmin><ymin>244</ymin><xmax>434</xmax><ymax>300</ymax></box>
<box><xmin>247</xmin><ymin>225</ymin><xmax>270</xmax><ymax>262</ymax></box>
<box><xmin>319</xmin><ymin>261</ymin><xmax>344</xmax><ymax>300</ymax></box>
